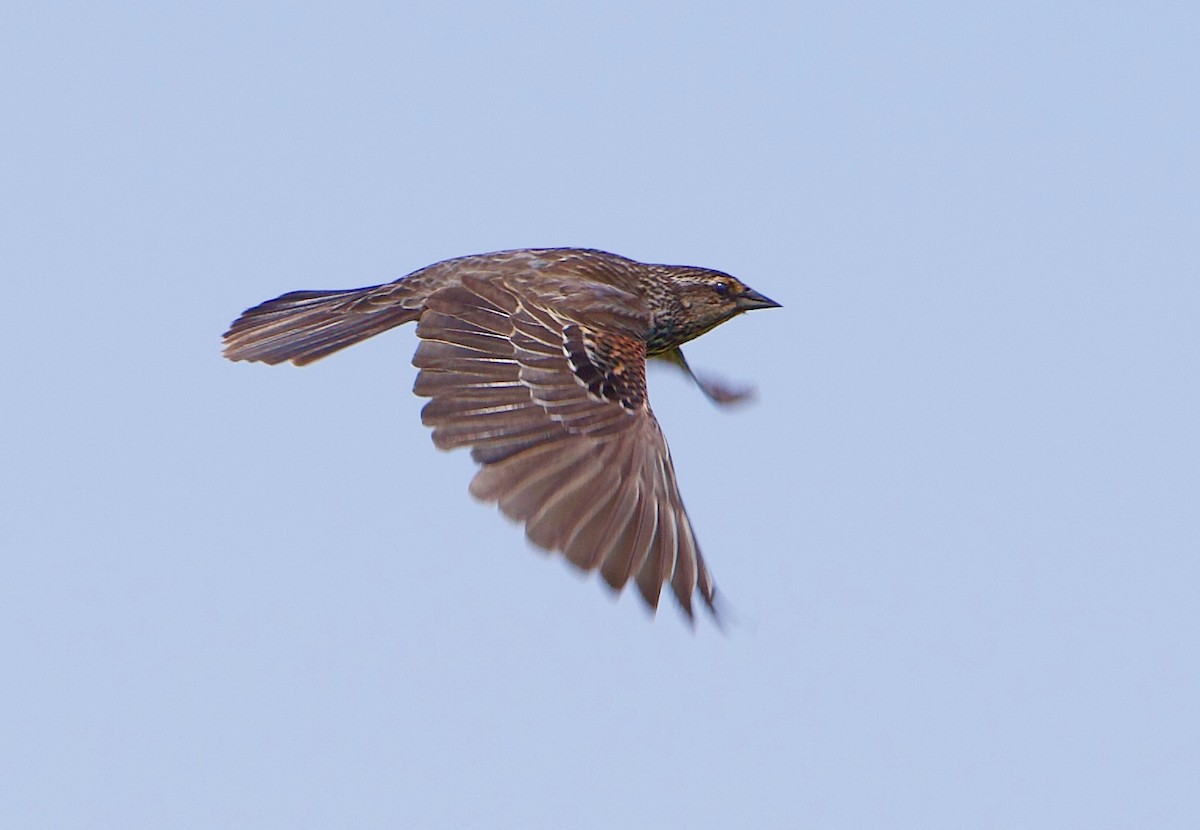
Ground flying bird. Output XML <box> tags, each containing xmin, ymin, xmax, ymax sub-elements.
<box><xmin>223</xmin><ymin>248</ymin><xmax>779</xmax><ymax>620</ymax></box>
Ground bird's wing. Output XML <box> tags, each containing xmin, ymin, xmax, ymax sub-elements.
<box><xmin>413</xmin><ymin>274</ymin><xmax>717</xmax><ymax>619</ymax></box>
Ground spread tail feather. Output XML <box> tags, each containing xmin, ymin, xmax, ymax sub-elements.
<box><xmin>222</xmin><ymin>287</ymin><xmax>421</xmax><ymax>365</ymax></box>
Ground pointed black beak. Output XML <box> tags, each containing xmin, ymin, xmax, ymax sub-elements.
<box><xmin>737</xmin><ymin>288</ymin><xmax>781</xmax><ymax>311</ymax></box>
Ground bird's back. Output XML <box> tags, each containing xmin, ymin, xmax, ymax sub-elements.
<box><xmin>222</xmin><ymin>248</ymin><xmax>654</xmax><ymax>366</ymax></box>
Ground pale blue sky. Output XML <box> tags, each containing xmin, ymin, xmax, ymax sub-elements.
<box><xmin>3</xmin><ymin>2</ymin><xmax>1198</xmax><ymax>828</ymax></box>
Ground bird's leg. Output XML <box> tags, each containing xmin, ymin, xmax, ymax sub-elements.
<box><xmin>656</xmin><ymin>347</ymin><xmax>755</xmax><ymax>406</ymax></box>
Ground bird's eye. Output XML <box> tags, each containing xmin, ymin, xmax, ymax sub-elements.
<box><xmin>713</xmin><ymin>281</ymin><xmax>731</xmax><ymax>297</ymax></box>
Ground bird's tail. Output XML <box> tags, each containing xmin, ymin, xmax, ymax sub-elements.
<box><xmin>222</xmin><ymin>286</ymin><xmax>422</xmax><ymax>366</ymax></box>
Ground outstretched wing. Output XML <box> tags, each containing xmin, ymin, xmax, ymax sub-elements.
<box><xmin>413</xmin><ymin>275</ymin><xmax>717</xmax><ymax>618</ymax></box>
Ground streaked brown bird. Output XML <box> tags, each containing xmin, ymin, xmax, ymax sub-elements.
<box><xmin>223</xmin><ymin>248</ymin><xmax>779</xmax><ymax>621</ymax></box>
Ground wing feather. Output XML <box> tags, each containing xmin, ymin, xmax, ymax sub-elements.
<box><xmin>413</xmin><ymin>276</ymin><xmax>718</xmax><ymax>618</ymax></box>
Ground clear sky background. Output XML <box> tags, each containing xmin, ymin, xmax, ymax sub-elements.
<box><xmin>3</xmin><ymin>3</ymin><xmax>1197</xmax><ymax>828</ymax></box>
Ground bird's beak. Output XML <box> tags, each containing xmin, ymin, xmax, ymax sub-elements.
<box><xmin>737</xmin><ymin>288</ymin><xmax>781</xmax><ymax>311</ymax></box>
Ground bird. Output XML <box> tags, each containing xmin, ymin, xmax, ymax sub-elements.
<box><xmin>223</xmin><ymin>248</ymin><xmax>780</xmax><ymax>621</ymax></box>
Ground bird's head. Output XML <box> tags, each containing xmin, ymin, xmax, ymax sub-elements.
<box><xmin>660</xmin><ymin>267</ymin><xmax>781</xmax><ymax>345</ymax></box>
